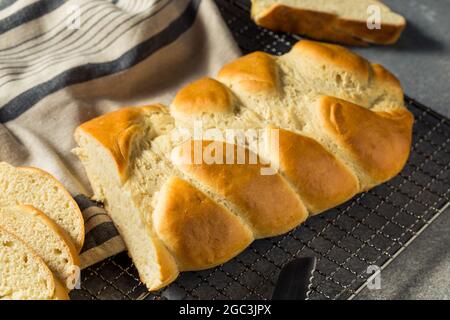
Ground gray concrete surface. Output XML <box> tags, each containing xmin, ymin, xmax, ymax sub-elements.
<box><xmin>352</xmin><ymin>0</ymin><xmax>450</xmax><ymax>118</ymax></box>
<box><xmin>356</xmin><ymin>207</ymin><xmax>450</xmax><ymax>300</ymax></box>
<box><xmin>353</xmin><ymin>0</ymin><xmax>450</xmax><ymax>300</ymax></box>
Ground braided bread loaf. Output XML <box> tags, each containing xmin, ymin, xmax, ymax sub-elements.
<box><xmin>74</xmin><ymin>40</ymin><xmax>413</xmax><ymax>290</ymax></box>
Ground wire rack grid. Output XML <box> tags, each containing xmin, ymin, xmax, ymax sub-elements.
<box><xmin>69</xmin><ymin>0</ymin><xmax>450</xmax><ymax>300</ymax></box>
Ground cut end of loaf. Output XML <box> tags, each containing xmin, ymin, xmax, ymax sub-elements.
<box><xmin>74</xmin><ymin>122</ymin><xmax>180</xmax><ymax>291</ymax></box>
<box><xmin>75</xmin><ymin>104</ymin><xmax>173</xmax><ymax>183</ymax></box>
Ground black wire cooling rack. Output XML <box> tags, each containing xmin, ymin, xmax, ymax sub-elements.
<box><xmin>69</xmin><ymin>0</ymin><xmax>450</xmax><ymax>300</ymax></box>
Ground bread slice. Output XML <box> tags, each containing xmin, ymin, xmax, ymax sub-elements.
<box><xmin>251</xmin><ymin>0</ymin><xmax>406</xmax><ymax>45</ymax></box>
<box><xmin>0</xmin><ymin>162</ymin><xmax>85</xmax><ymax>251</ymax></box>
<box><xmin>0</xmin><ymin>205</ymin><xmax>80</xmax><ymax>289</ymax></box>
<box><xmin>0</xmin><ymin>226</ymin><xmax>69</xmax><ymax>300</ymax></box>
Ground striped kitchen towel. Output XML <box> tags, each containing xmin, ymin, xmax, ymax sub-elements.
<box><xmin>0</xmin><ymin>0</ymin><xmax>241</xmax><ymax>268</ymax></box>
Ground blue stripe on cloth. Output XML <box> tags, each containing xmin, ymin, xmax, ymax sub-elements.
<box><xmin>74</xmin><ymin>194</ymin><xmax>103</xmax><ymax>211</ymax></box>
<box><xmin>0</xmin><ymin>0</ymin><xmax>170</xmax><ymax>80</ymax></box>
<box><xmin>0</xmin><ymin>2</ymin><xmax>108</xmax><ymax>55</ymax></box>
<box><xmin>0</xmin><ymin>0</ymin><xmax>166</xmax><ymax>58</ymax></box>
<box><xmin>0</xmin><ymin>0</ymin><xmax>66</xmax><ymax>36</ymax></box>
<box><xmin>81</xmin><ymin>221</ymin><xmax>120</xmax><ymax>252</ymax></box>
<box><xmin>0</xmin><ymin>0</ymin><xmax>201</xmax><ymax>123</ymax></box>
<box><xmin>0</xmin><ymin>0</ymin><xmax>18</xmax><ymax>11</ymax></box>
<box><xmin>74</xmin><ymin>194</ymin><xmax>120</xmax><ymax>252</ymax></box>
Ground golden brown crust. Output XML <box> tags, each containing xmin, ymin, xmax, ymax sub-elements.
<box><xmin>371</xmin><ymin>63</ymin><xmax>404</xmax><ymax>104</ymax></box>
<box><xmin>76</xmin><ymin>104</ymin><xmax>167</xmax><ymax>182</ymax></box>
<box><xmin>318</xmin><ymin>96</ymin><xmax>414</xmax><ymax>186</ymax></box>
<box><xmin>172</xmin><ymin>77</ymin><xmax>234</xmax><ymax>117</ymax></box>
<box><xmin>153</xmin><ymin>177</ymin><xmax>253</xmax><ymax>271</ymax></box>
<box><xmin>267</xmin><ymin>127</ymin><xmax>360</xmax><ymax>214</ymax></box>
<box><xmin>217</xmin><ymin>52</ymin><xmax>279</xmax><ymax>95</ymax></box>
<box><xmin>254</xmin><ymin>4</ymin><xmax>368</xmax><ymax>46</ymax></box>
<box><xmin>149</xmin><ymin>236</ymin><xmax>180</xmax><ymax>291</ymax></box>
<box><xmin>52</xmin><ymin>277</ymin><xmax>70</xmax><ymax>300</ymax></box>
<box><xmin>171</xmin><ymin>140</ymin><xmax>308</xmax><ymax>238</ymax></box>
<box><xmin>252</xmin><ymin>3</ymin><xmax>405</xmax><ymax>46</ymax></box>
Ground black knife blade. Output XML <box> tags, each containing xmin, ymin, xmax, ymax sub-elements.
<box><xmin>272</xmin><ymin>257</ymin><xmax>317</xmax><ymax>300</ymax></box>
